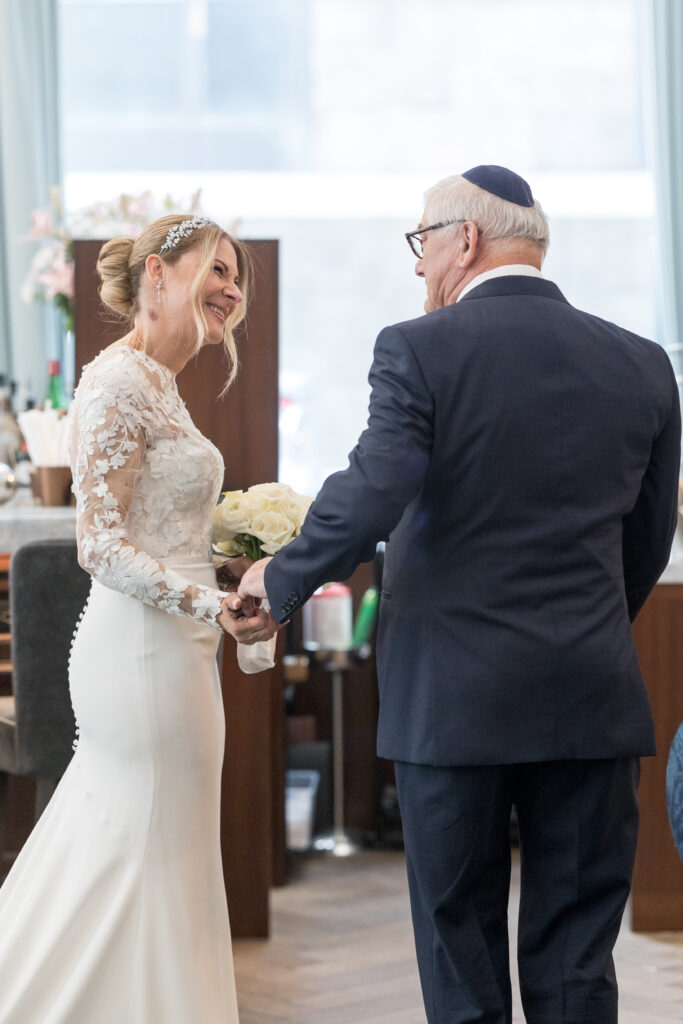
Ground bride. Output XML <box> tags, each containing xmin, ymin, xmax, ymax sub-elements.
<box><xmin>0</xmin><ymin>214</ymin><xmax>275</xmax><ymax>1023</ymax></box>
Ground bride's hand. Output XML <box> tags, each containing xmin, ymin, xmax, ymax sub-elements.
<box><xmin>215</xmin><ymin>555</ymin><xmax>254</xmax><ymax>594</ymax></box>
<box><xmin>216</xmin><ymin>555</ymin><xmax>262</xmax><ymax>618</ymax></box>
<box><xmin>217</xmin><ymin>594</ymin><xmax>276</xmax><ymax>645</ymax></box>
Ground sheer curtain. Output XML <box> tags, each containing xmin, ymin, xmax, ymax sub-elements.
<box><xmin>0</xmin><ymin>0</ymin><xmax>61</xmax><ymax>397</ymax></box>
<box><xmin>646</xmin><ymin>0</ymin><xmax>683</xmax><ymax>394</ymax></box>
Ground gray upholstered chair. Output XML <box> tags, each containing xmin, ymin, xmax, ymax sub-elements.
<box><xmin>0</xmin><ymin>540</ymin><xmax>91</xmax><ymax>843</ymax></box>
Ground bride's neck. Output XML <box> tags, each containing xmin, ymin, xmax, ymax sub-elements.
<box><xmin>126</xmin><ymin>318</ymin><xmax>196</xmax><ymax>375</ymax></box>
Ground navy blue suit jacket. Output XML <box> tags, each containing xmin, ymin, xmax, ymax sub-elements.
<box><xmin>266</xmin><ymin>277</ymin><xmax>681</xmax><ymax>766</ymax></box>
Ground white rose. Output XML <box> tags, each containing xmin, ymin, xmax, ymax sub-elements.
<box><xmin>248</xmin><ymin>482</ymin><xmax>292</xmax><ymax>505</ymax></box>
<box><xmin>213</xmin><ymin>538</ymin><xmax>246</xmax><ymax>557</ymax></box>
<box><xmin>250</xmin><ymin>509</ymin><xmax>296</xmax><ymax>555</ymax></box>
<box><xmin>277</xmin><ymin>494</ymin><xmax>313</xmax><ymax>531</ymax></box>
<box><xmin>248</xmin><ymin>483</ymin><xmax>313</xmax><ymax>527</ymax></box>
<box><xmin>293</xmin><ymin>495</ymin><xmax>313</xmax><ymax>534</ymax></box>
<box><xmin>248</xmin><ymin>482</ymin><xmax>305</xmax><ymax>512</ymax></box>
<box><xmin>213</xmin><ymin>490</ymin><xmax>252</xmax><ymax>540</ymax></box>
<box><xmin>246</xmin><ymin>481</ymin><xmax>282</xmax><ymax>516</ymax></box>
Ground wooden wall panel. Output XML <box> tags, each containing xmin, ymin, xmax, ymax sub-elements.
<box><xmin>632</xmin><ymin>584</ymin><xmax>683</xmax><ymax>931</ymax></box>
<box><xmin>73</xmin><ymin>238</ymin><xmax>281</xmax><ymax>937</ymax></box>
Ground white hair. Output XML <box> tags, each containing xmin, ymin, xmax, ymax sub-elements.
<box><xmin>423</xmin><ymin>174</ymin><xmax>550</xmax><ymax>258</ymax></box>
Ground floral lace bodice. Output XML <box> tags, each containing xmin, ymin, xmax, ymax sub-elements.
<box><xmin>70</xmin><ymin>345</ymin><xmax>225</xmax><ymax>629</ymax></box>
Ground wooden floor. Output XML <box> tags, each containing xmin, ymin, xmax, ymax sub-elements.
<box><xmin>233</xmin><ymin>849</ymin><xmax>683</xmax><ymax>1024</ymax></box>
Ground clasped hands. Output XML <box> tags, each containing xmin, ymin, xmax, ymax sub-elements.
<box><xmin>216</xmin><ymin>555</ymin><xmax>275</xmax><ymax>644</ymax></box>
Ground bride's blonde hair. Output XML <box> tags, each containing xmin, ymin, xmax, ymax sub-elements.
<box><xmin>96</xmin><ymin>214</ymin><xmax>252</xmax><ymax>391</ymax></box>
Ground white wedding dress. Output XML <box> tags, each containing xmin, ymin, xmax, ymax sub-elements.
<box><xmin>0</xmin><ymin>346</ymin><xmax>240</xmax><ymax>1023</ymax></box>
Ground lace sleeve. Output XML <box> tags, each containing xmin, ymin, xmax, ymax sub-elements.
<box><xmin>71</xmin><ymin>356</ymin><xmax>225</xmax><ymax>630</ymax></box>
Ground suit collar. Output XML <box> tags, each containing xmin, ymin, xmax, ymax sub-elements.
<box><xmin>457</xmin><ymin>275</ymin><xmax>569</xmax><ymax>305</ymax></box>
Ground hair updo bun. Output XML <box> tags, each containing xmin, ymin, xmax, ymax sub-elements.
<box><xmin>97</xmin><ymin>237</ymin><xmax>136</xmax><ymax>321</ymax></box>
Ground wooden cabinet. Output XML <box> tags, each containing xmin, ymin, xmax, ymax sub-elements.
<box><xmin>631</xmin><ymin>584</ymin><xmax>683</xmax><ymax>931</ymax></box>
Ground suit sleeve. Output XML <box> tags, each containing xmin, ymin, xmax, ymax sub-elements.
<box><xmin>622</xmin><ymin>353</ymin><xmax>681</xmax><ymax>621</ymax></box>
<box><xmin>265</xmin><ymin>324</ymin><xmax>433</xmax><ymax>623</ymax></box>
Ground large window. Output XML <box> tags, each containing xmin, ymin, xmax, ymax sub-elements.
<box><xmin>60</xmin><ymin>0</ymin><xmax>653</xmax><ymax>493</ymax></box>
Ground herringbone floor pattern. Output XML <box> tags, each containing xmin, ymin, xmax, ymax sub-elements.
<box><xmin>233</xmin><ymin>850</ymin><xmax>683</xmax><ymax>1023</ymax></box>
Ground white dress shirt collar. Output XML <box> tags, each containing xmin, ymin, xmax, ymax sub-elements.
<box><xmin>456</xmin><ymin>264</ymin><xmax>544</xmax><ymax>302</ymax></box>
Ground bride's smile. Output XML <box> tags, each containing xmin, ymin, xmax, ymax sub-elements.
<box><xmin>206</xmin><ymin>301</ymin><xmax>228</xmax><ymax>323</ymax></box>
<box><xmin>199</xmin><ymin>238</ymin><xmax>243</xmax><ymax>345</ymax></box>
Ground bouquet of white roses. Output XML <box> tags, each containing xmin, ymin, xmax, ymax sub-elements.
<box><xmin>212</xmin><ymin>483</ymin><xmax>313</xmax><ymax>675</ymax></box>
<box><xmin>212</xmin><ymin>482</ymin><xmax>313</xmax><ymax>563</ymax></box>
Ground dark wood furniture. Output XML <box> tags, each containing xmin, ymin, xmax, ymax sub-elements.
<box><xmin>631</xmin><ymin>583</ymin><xmax>683</xmax><ymax>931</ymax></box>
<box><xmin>73</xmin><ymin>238</ymin><xmax>283</xmax><ymax>936</ymax></box>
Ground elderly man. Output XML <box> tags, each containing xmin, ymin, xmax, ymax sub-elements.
<box><xmin>239</xmin><ymin>165</ymin><xmax>681</xmax><ymax>1024</ymax></box>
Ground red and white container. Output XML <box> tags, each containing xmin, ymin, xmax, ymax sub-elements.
<box><xmin>302</xmin><ymin>583</ymin><xmax>353</xmax><ymax>651</ymax></box>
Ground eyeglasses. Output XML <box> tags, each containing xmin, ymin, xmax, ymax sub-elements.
<box><xmin>405</xmin><ymin>219</ymin><xmax>467</xmax><ymax>258</ymax></box>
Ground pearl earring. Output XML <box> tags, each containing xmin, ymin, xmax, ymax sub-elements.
<box><xmin>156</xmin><ymin>281</ymin><xmax>162</xmax><ymax>303</ymax></box>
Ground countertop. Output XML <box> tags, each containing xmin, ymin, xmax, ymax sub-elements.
<box><xmin>0</xmin><ymin>488</ymin><xmax>76</xmax><ymax>553</ymax></box>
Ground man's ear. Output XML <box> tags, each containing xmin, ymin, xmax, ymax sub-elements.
<box><xmin>458</xmin><ymin>222</ymin><xmax>480</xmax><ymax>268</ymax></box>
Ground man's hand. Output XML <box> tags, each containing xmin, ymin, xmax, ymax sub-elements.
<box><xmin>237</xmin><ymin>556</ymin><xmax>273</xmax><ymax>603</ymax></box>
<box><xmin>215</xmin><ymin>555</ymin><xmax>260</xmax><ymax>617</ymax></box>
<box><xmin>217</xmin><ymin>592</ymin><xmax>276</xmax><ymax>644</ymax></box>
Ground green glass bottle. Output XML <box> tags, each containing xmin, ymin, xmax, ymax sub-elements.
<box><xmin>351</xmin><ymin>586</ymin><xmax>379</xmax><ymax>648</ymax></box>
<box><xmin>46</xmin><ymin>361</ymin><xmax>69</xmax><ymax>410</ymax></box>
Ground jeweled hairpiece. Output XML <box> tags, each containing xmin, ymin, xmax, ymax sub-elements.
<box><xmin>159</xmin><ymin>216</ymin><xmax>214</xmax><ymax>255</ymax></box>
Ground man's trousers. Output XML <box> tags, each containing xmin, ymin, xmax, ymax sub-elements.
<box><xmin>394</xmin><ymin>757</ymin><xmax>640</xmax><ymax>1024</ymax></box>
